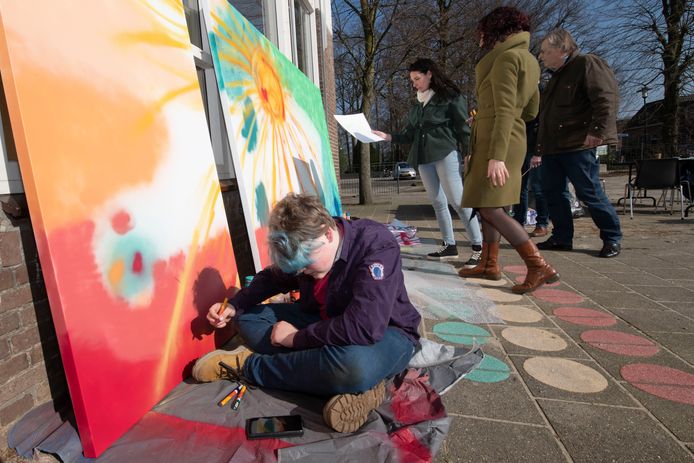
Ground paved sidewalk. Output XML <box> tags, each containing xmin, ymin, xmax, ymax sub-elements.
<box><xmin>343</xmin><ymin>173</ymin><xmax>694</xmax><ymax>462</ymax></box>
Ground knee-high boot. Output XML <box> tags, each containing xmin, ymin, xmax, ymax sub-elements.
<box><xmin>458</xmin><ymin>242</ymin><xmax>501</xmax><ymax>280</ymax></box>
<box><xmin>511</xmin><ymin>240</ymin><xmax>559</xmax><ymax>294</ymax></box>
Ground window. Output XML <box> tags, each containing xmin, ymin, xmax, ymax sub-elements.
<box><xmin>229</xmin><ymin>0</ymin><xmax>277</xmax><ymax>46</ymax></box>
<box><xmin>0</xmin><ymin>72</ymin><xmax>22</xmax><ymax>194</ymax></box>
<box><xmin>290</xmin><ymin>0</ymin><xmax>313</xmax><ymax>79</ymax></box>
<box><xmin>183</xmin><ymin>0</ymin><xmax>235</xmax><ymax>179</ymax></box>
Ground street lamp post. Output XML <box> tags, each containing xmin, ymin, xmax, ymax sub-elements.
<box><xmin>639</xmin><ymin>85</ymin><xmax>649</xmax><ymax>159</ymax></box>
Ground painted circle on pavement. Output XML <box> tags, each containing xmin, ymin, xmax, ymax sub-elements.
<box><xmin>532</xmin><ymin>288</ymin><xmax>584</xmax><ymax>304</ymax></box>
<box><xmin>621</xmin><ymin>364</ymin><xmax>694</xmax><ymax>405</ymax></box>
<box><xmin>502</xmin><ymin>327</ymin><xmax>568</xmax><ymax>352</ymax></box>
<box><xmin>554</xmin><ymin>307</ymin><xmax>617</xmax><ymax>327</ymax></box>
<box><xmin>581</xmin><ymin>330</ymin><xmax>659</xmax><ymax>357</ymax></box>
<box><xmin>433</xmin><ymin>321</ymin><xmax>492</xmax><ymax>346</ymax></box>
<box><xmin>503</xmin><ymin>265</ymin><xmax>527</xmax><ymax>274</ymax></box>
<box><xmin>476</xmin><ymin>288</ymin><xmax>523</xmax><ymax>303</ymax></box>
<box><xmin>496</xmin><ymin>305</ymin><xmax>544</xmax><ymax>323</ymax></box>
<box><xmin>524</xmin><ymin>357</ymin><xmax>608</xmax><ymax>393</ymax></box>
<box><xmin>514</xmin><ymin>275</ymin><xmax>561</xmax><ymax>287</ymax></box>
<box><xmin>466</xmin><ymin>354</ymin><xmax>510</xmax><ymax>383</ymax></box>
<box><xmin>464</xmin><ymin>277</ymin><xmax>508</xmax><ymax>287</ymax></box>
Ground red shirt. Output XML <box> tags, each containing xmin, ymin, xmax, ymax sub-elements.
<box><xmin>313</xmin><ymin>272</ymin><xmax>331</xmax><ymax>320</ymax></box>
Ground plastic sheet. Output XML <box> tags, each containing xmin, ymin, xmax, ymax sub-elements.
<box><xmin>8</xmin><ymin>341</ymin><xmax>482</xmax><ymax>463</ymax></box>
<box><xmin>401</xmin><ymin>254</ymin><xmax>502</xmax><ymax>324</ymax></box>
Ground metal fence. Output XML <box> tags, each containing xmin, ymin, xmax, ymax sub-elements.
<box><xmin>339</xmin><ymin>170</ymin><xmax>402</xmax><ymax>198</ymax></box>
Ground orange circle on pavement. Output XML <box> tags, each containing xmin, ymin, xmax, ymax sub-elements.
<box><xmin>554</xmin><ymin>307</ymin><xmax>617</xmax><ymax>327</ymax></box>
<box><xmin>503</xmin><ymin>265</ymin><xmax>527</xmax><ymax>274</ymax></box>
<box><xmin>621</xmin><ymin>364</ymin><xmax>694</xmax><ymax>405</ymax></box>
<box><xmin>581</xmin><ymin>330</ymin><xmax>659</xmax><ymax>357</ymax></box>
<box><xmin>533</xmin><ymin>288</ymin><xmax>584</xmax><ymax>304</ymax></box>
<box><xmin>515</xmin><ymin>275</ymin><xmax>561</xmax><ymax>287</ymax></box>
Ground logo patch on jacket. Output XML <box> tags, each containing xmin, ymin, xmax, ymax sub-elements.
<box><xmin>369</xmin><ymin>263</ymin><xmax>385</xmax><ymax>280</ymax></box>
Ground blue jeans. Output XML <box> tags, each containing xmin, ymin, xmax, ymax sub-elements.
<box><xmin>512</xmin><ymin>152</ymin><xmax>553</xmax><ymax>227</ymax></box>
<box><xmin>237</xmin><ymin>304</ymin><xmax>415</xmax><ymax>396</ymax></box>
<box><xmin>542</xmin><ymin>149</ymin><xmax>622</xmax><ymax>244</ymax></box>
<box><xmin>418</xmin><ymin>151</ymin><xmax>482</xmax><ymax>246</ymax></box>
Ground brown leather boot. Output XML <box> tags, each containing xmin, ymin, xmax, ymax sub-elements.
<box><xmin>511</xmin><ymin>240</ymin><xmax>559</xmax><ymax>294</ymax></box>
<box><xmin>528</xmin><ymin>226</ymin><xmax>548</xmax><ymax>237</ymax></box>
<box><xmin>458</xmin><ymin>242</ymin><xmax>501</xmax><ymax>280</ymax></box>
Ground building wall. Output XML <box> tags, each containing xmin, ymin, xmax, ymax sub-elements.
<box><xmin>315</xmin><ymin>6</ymin><xmax>340</xmax><ymax>186</ymax></box>
<box><xmin>0</xmin><ymin>204</ymin><xmax>68</xmax><ymax>461</ymax></box>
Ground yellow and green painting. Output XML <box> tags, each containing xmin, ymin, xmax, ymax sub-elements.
<box><xmin>204</xmin><ymin>1</ymin><xmax>341</xmax><ymax>270</ymax></box>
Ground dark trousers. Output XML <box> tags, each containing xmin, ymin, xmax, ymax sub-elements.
<box><xmin>542</xmin><ymin>148</ymin><xmax>622</xmax><ymax>244</ymax></box>
<box><xmin>237</xmin><ymin>304</ymin><xmax>415</xmax><ymax>396</ymax></box>
<box><xmin>512</xmin><ymin>151</ymin><xmax>554</xmax><ymax>227</ymax></box>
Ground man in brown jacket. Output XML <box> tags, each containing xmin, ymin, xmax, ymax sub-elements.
<box><xmin>535</xmin><ymin>28</ymin><xmax>622</xmax><ymax>258</ymax></box>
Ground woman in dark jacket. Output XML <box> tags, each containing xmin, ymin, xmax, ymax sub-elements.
<box><xmin>374</xmin><ymin>59</ymin><xmax>483</xmax><ymax>266</ymax></box>
<box><xmin>459</xmin><ymin>7</ymin><xmax>558</xmax><ymax>294</ymax></box>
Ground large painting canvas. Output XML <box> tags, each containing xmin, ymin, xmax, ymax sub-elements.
<box><xmin>0</xmin><ymin>1</ymin><xmax>238</xmax><ymax>457</ymax></box>
<box><xmin>203</xmin><ymin>0</ymin><xmax>341</xmax><ymax>270</ymax></box>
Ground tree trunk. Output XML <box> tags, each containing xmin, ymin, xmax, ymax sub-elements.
<box><xmin>358</xmin><ymin>0</ymin><xmax>378</xmax><ymax>204</ymax></box>
<box><xmin>660</xmin><ymin>0</ymin><xmax>686</xmax><ymax>158</ymax></box>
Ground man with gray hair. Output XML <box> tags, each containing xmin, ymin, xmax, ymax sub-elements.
<box><xmin>535</xmin><ymin>28</ymin><xmax>622</xmax><ymax>258</ymax></box>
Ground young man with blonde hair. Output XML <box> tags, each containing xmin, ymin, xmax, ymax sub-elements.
<box><xmin>192</xmin><ymin>193</ymin><xmax>421</xmax><ymax>432</ymax></box>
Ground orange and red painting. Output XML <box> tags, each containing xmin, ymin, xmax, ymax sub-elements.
<box><xmin>0</xmin><ymin>1</ymin><xmax>238</xmax><ymax>457</ymax></box>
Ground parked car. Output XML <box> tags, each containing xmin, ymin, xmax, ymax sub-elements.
<box><xmin>393</xmin><ymin>162</ymin><xmax>416</xmax><ymax>180</ymax></box>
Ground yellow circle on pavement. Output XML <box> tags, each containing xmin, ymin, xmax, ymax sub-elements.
<box><xmin>523</xmin><ymin>357</ymin><xmax>608</xmax><ymax>393</ymax></box>
<box><xmin>496</xmin><ymin>305</ymin><xmax>544</xmax><ymax>323</ymax></box>
<box><xmin>476</xmin><ymin>288</ymin><xmax>523</xmax><ymax>302</ymax></box>
<box><xmin>501</xmin><ymin>327</ymin><xmax>568</xmax><ymax>351</ymax></box>
<box><xmin>464</xmin><ymin>277</ymin><xmax>508</xmax><ymax>287</ymax></box>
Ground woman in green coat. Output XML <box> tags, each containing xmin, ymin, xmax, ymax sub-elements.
<box><xmin>373</xmin><ymin>59</ymin><xmax>483</xmax><ymax>266</ymax></box>
<box><xmin>459</xmin><ymin>7</ymin><xmax>558</xmax><ymax>294</ymax></box>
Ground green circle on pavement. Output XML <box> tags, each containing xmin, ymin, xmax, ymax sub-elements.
<box><xmin>466</xmin><ymin>354</ymin><xmax>510</xmax><ymax>383</ymax></box>
<box><xmin>432</xmin><ymin>321</ymin><xmax>492</xmax><ymax>346</ymax></box>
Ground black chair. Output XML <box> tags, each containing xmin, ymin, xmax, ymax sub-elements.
<box><xmin>626</xmin><ymin>158</ymin><xmax>684</xmax><ymax>219</ymax></box>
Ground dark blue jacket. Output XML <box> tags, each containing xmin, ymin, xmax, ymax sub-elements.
<box><xmin>230</xmin><ymin>217</ymin><xmax>421</xmax><ymax>349</ymax></box>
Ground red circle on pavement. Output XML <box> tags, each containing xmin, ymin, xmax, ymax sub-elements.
<box><xmin>532</xmin><ymin>288</ymin><xmax>584</xmax><ymax>304</ymax></box>
<box><xmin>581</xmin><ymin>330</ymin><xmax>659</xmax><ymax>357</ymax></box>
<box><xmin>503</xmin><ymin>265</ymin><xmax>527</xmax><ymax>274</ymax></box>
<box><xmin>554</xmin><ymin>307</ymin><xmax>617</xmax><ymax>327</ymax></box>
<box><xmin>515</xmin><ymin>275</ymin><xmax>560</xmax><ymax>287</ymax></box>
<box><xmin>621</xmin><ymin>364</ymin><xmax>694</xmax><ymax>405</ymax></box>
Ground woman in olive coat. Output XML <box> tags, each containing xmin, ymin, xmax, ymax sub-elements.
<box><xmin>459</xmin><ymin>7</ymin><xmax>558</xmax><ymax>294</ymax></box>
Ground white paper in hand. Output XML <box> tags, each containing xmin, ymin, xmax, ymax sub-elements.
<box><xmin>333</xmin><ymin>113</ymin><xmax>385</xmax><ymax>143</ymax></box>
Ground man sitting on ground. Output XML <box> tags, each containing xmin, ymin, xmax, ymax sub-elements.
<box><xmin>192</xmin><ymin>193</ymin><xmax>421</xmax><ymax>432</ymax></box>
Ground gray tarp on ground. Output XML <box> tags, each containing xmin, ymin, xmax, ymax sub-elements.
<box><xmin>9</xmin><ymin>339</ymin><xmax>481</xmax><ymax>463</ymax></box>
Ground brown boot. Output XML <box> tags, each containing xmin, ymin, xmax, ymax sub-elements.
<box><xmin>458</xmin><ymin>242</ymin><xmax>501</xmax><ymax>280</ymax></box>
<box><xmin>511</xmin><ymin>240</ymin><xmax>559</xmax><ymax>294</ymax></box>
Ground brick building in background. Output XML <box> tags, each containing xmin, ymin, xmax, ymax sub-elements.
<box><xmin>619</xmin><ymin>95</ymin><xmax>694</xmax><ymax>161</ymax></box>
<box><xmin>0</xmin><ymin>1</ymin><xmax>338</xmax><ymax>460</ymax></box>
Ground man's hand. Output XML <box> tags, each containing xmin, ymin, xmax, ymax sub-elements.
<box><xmin>530</xmin><ymin>155</ymin><xmax>542</xmax><ymax>169</ymax></box>
<box><xmin>584</xmin><ymin>134</ymin><xmax>603</xmax><ymax>148</ymax></box>
<box><xmin>271</xmin><ymin>321</ymin><xmax>298</xmax><ymax>348</ymax></box>
<box><xmin>487</xmin><ymin>159</ymin><xmax>509</xmax><ymax>187</ymax></box>
<box><xmin>206</xmin><ymin>302</ymin><xmax>236</xmax><ymax>329</ymax></box>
